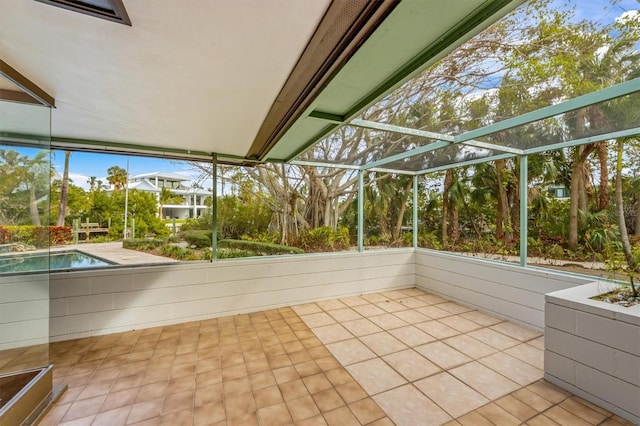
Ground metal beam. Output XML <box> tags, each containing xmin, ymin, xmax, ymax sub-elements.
<box><xmin>358</xmin><ymin>171</ymin><xmax>364</xmax><ymax>252</ymax></box>
<box><xmin>462</xmin><ymin>140</ymin><xmax>524</xmax><ymax>155</ymax></box>
<box><xmin>413</xmin><ymin>175</ymin><xmax>418</xmax><ymax>249</ymax></box>
<box><xmin>308</xmin><ymin>111</ymin><xmax>345</xmax><ymax>124</ymax></box>
<box><xmin>212</xmin><ymin>153</ymin><xmax>218</xmax><ymax>261</ymax></box>
<box><xmin>523</xmin><ymin>127</ymin><xmax>640</xmax><ymax>155</ymax></box>
<box><xmin>289</xmin><ymin>160</ymin><xmax>363</xmax><ymax>170</ymax></box>
<box><xmin>519</xmin><ymin>155</ymin><xmax>528</xmax><ymax>267</ymax></box>
<box><xmin>456</xmin><ymin>78</ymin><xmax>640</xmax><ymax>143</ymax></box>
<box><xmin>350</xmin><ymin>119</ymin><xmax>455</xmax><ymax>141</ymax></box>
<box><xmin>415</xmin><ymin>152</ymin><xmax>516</xmax><ymax>175</ymax></box>
<box><xmin>361</xmin><ymin>140</ymin><xmax>450</xmax><ymax>170</ymax></box>
<box><xmin>368</xmin><ymin>167</ymin><xmax>418</xmax><ymax>175</ymax></box>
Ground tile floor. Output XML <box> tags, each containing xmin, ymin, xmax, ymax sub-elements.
<box><xmin>35</xmin><ymin>288</ymin><xmax>634</xmax><ymax>425</ymax></box>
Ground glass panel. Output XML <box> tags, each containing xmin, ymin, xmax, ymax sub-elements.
<box><xmin>296</xmin><ymin>125</ymin><xmax>441</xmax><ymax>167</ymax></box>
<box><xmin>47</xmin><ymin>150</ymin><xmax>214</xmax><ymax>266</ymax></box>
<box><xmin>355</xmin><ymin>0</ymin><xmax>640</xmax><ymax>136</ymax></box>
<box><xmin>215</xmin><ymin>164</ymin><xmax>357</xmax><ymax>257</ymax></box>
<box><xmin>362</xmin><ymin>171</ymin><xmax>413</xmax><ymax>249</ymax></box>
<box><xmin>417</xmin><ymin>162</ymin><xmax>520</xmax><ymax>263</ymax></box>
<box><xmin>382</xmin><ymin>143</ymin><xmax>505</xmax><ymax>172</ymax></box>
<box><xmin>475</xmin><ymin>91</ymin><xmax>640</xmax><ymax>152</ymax></box>
<box><xmin>0</xmin><ymin>99</ymin><xmax>51</xmax><ymax>373</ymax></box>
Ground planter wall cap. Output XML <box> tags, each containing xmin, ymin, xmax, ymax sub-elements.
<box><xmin>546</xmin><ymin>281</ymin><xmax>640</xmax><ymax>326</ymax></box>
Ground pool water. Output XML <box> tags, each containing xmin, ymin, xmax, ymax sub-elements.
<box><xmin>0</xmin><ymin>250</ymin><xmax>113</xmax><ymax>272</ymax></box>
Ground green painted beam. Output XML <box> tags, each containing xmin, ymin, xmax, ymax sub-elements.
<box><xmin>456</xmin><ymin>78</ymin><xmax>640</xmax><ymax>143</ymax></box>
<box><xmin>462</xmin><ymin>140</ymin><xmax>524</xmax><ymax>155</ymax></box>
<box><xmin>358</xmin><ymin>171</ymin><xmax>364</xmax><ymax>252</ymax></box>
<box><xmin>362</xmin><ymin>140</ymin><xmax>450</xmax><ymax>170</ymax></box>
<box><xmin>519</xmin><ymin>155</ymin><xmax>527</xmax><ymax>267</ymax></box>
<box><xmin>416</xmin><ymin>152</ymin><xmax>516</xmax><ymax>175</ymax></box>
<box><xmin>212</xmin><ymin>153</ymin><xmax>218</xmax><ymax>261</ymax></box>
<box><xmin>413</xmin><ymin>175</ymin><xmax>418</xmax><ymax>249</ymax></box>
<box><xmin>290</xmin><ymin>160</ymin><xmax>363</xmax><ymax>170</ymax></box>
<box><xmin>369</xmin><ymin>167</ymin><xmax>418</xmax><ymax>175</ymax></box>
<box><xmin>523</xmin><ymin>127</ymin><xmax>640</xmax><ymax>155</ymax></box>
<box><xmin>350</xmin><ymin>119</ymin><xmax>455</xmax><ymax>141</ymax></box>
<box><xmin>308</xmin><ymin>111</ymin><xmax>345</xmax><ymax>124</ymax></box>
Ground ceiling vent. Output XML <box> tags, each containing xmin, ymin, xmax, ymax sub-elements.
<box><xmin>34</xmin><ymin>0</ymin><xmax>131</xmax><ymax>26</ymax></box>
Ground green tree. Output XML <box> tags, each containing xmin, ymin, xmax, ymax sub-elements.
<box><xmin>107</xmin><ymin>165</ymin><xmax>127</xmax><ymax>191</ymax></box>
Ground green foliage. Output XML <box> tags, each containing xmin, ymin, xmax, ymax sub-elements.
<box><xmin>182</xmin><ymin>230</ymin><xmax>212</xmax><ymax>248</ymax></box>
<box><xmin>158</xmin><ymin>245</ymin><xmax>201</xmax><ymax>261</ymax></box>
<box><xmin>293</xmin><ymin>226</ymin><xmax>350</xmax><ymax>252</ymax></box>
<box><xmin>218</xmin><ymin>239</ymin><xmax>303</xmax><ymax>255</ymax></box>
<box><xmin>123</xmin><ymin>238</ymin><xmax>165</xmax><ymax>251</ymax></box>
<box><xmin>1</xmin><ymin>226</ymin><xmax>71</xmax><ymax>247</ymax></box>
<box><xmin>217</xmin><ymin>248</ymin><xmax>256</xmax><ymax>259</ymax></box>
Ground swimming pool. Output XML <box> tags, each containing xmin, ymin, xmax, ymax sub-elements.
<box><xmin>0</xmin><ymin>250</ymin><xmax>114</xmax><ymax>273</ymax></box>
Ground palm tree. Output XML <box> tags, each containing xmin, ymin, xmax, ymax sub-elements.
<box><xmin>107</xmin><ymin>166</ymin><xmax>128</xmax><ymax>191</ymax></box>
<box><xmin>87</xmin><ymin>176</ymin><xmax>97</xmax><ymax>192</ymax></box>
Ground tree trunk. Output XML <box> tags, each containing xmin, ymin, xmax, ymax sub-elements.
<box><xmin>568</xmin><ymin>144</ymin><xmax>597</xmax><ymax>250</ymax></box>
<box><xmin>615</xmin><ymin>138</ymin><xmax>638</xmax><ymax>297</ymax></box>
<box><xmin>393</xmin><ymin>179</ymin><xmax>413</xmax><ymax>240</ymax></box>
<box><xmin>597</xmin><ymin>141</ymin><xmax>609</xmax><ymax>211</ymax></box>
<box><xmin>450</xmin><ymin>203</ymin><xmax>460</xmax><ymax>244</ymax></box>
<box><xmin>635</xmin><ymin>198</ymin><xmax>640</xmax><ymax>237</ymax></box>
<box><xmin>56</xmin><ymin>151</ymin><xmax>71</xmax><ymax>226</ymax></box>
<box><xmin>29</xmin><ymin>185</ymin><xmax>41</xmax><ymax>226</ymax></box>
<box><xmin>442</xmin><ymin>170</ymin><xmax>453</xmax><ymax>244</ymax></box>
<box><xmin>495</xmin><ymin>159</ymin><xmax>512</xmax><ymax>241</ymax></box>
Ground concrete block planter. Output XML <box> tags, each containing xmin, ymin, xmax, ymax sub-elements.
<box><xmin>545</xmin><ymin>281</ymin><xmax>640</xmax><ymax>424</ymax></box>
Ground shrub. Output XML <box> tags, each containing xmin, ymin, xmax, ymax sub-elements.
<box><xmin>159</xmin><ymin>244</ymin><xmax>200</xmax><ymax>261</ymax></box>
<box><xmin>0</xmin><ymin>226</ymin><xmax>11</xmax><ymax>244</ymax></box>
<box><xmin>182</xmin><ymin>230</ymin><xmax>212</xmax><ymax>248</ymax></box>
<box><xmin>123</xmin><ymin>238</ymin><xmax>164</xmax><ymax>251</ymax></box>
<box><xmin>3</xmin><ymin>225</ymin><xmax>72</xmax><ymax>247</ymax></box>
<box><xmin>295</xmin><ymin>226</ymin><xmax>351</xmax><ymax>252</ymax></box>
<box><xmin>217</xmin><ymin>248</ymin><xmax>256</xmax><ymax>259</ymax></box>
<box><xmin>218</xmin><ymin>239</ymin><xmax>303</xmax><ymax>255</ymax></box>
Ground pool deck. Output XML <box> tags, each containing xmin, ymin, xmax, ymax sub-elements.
<box><xmin>50</xmin><ymin>242</ymin><xmax>178</xmax><ymax>265</ymax></box>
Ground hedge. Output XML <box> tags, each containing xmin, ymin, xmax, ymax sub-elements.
<box><xmin>218</xmin><ymin>239</ymin><xmax>303</xmax><ymax>255</ymax></box>
<box><xmin>0</xmin><ymin>225</ymin><xmax>72</xmax><ymax>247</ymax></box>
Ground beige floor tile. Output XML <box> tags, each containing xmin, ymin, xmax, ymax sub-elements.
<box><xmin>324</xmin><ymin>367</ymin><xmax>353</xmax><ymax>387</ymax></box>
<box><xmin>443</xmin><ymin>334</ymin><xmax>497</xmax><ymax>359</ymax></box>
<box><xmin>543</xmin><ymin>405</ymin><xmax>592</xmax><ymax>426</ymax></box>
<box><xmin>416</xmin><ymin>294</ymin><xmax>448</xmax><ymax>305</ymax></box>
<box><xmin>505</xmin><ymin>342</ymin><xmax>545</xmax><ymax>370</ymax></box>
<box><xmin>257</xmin><ymin>402</ymin><xmax>293</xmax><ymax>425</ymax></box>
<box><xmin>311</xmin><ymin>324</ymin><xmax>353</xmax><ymax>344</ymax></box>
<box><xmin>495</xmin><ymin>394</ymin><xmax>538</xmax><ymax>422</ymax></box>
<box><xmin>341</xmin><ymin>318</ymin><xmax>383</xmax><ymax>337</ymax></box>
<box><xmin>415</xmin><ymin>372</ymin><xmax>489</xmax><ymax>418</ymax></box>
<box><xmin>415</xmin><ymin>305</ymin><xmax>452</xmax><ymax>319</ymax></box>
<box><xmin>346</xmin><ymin>358</ymin><xmax>406</xmax><ymax>395</ymax></box>
<box><xmin>61</xmin><ymin>395</ymin><xmax>107</xmax><ymax>423</ymax></box>
<box><xmin>396</xmin><ymin>297</ymin><xmax>427</xmax><ymax>309</ymax></box>
<box><xmin>126</xmin><ymin>397</ymin><xmax>164</xmax><ymax>424</ymax></box>
<box><xmin>559</xmin><ymin>397</ymin><xmax>610</xmax><ymax>424</ymax></box>
<box><xmin>467</xmin><ymin>327</ymin><xmax>520</xmax><ymax>350</ymax></box>
<box><xmin>93</xmin><ymin>406</ymin><xmax>131</xmax><ymax>426</ymax></box>
<box><xmin>352</xmin><ymin>303</ymin><xmax>388</xmax><ymax>317</ymax></box>
<box><xmin>326</xmin><ymin>339</ymin><xmax>376</xmax><ymax>365</ymax></box>
<box><xmin>526</xmin><ymin>380</ymin><xmax>572</xmax><ymax>403</ymax></box>
<box><xmin>438</xmin><ymin>302</ymin><xmax>474</xmax><ymax>315</ymax></box>
<box><xmin>286</xmin><ymin>394</ymin><xmax>321</xmax><ymax>422</ymax></box>
<box><xmin>528</xmin><ymin>335</ymin><xmax>545</xmax><ymax>350</ymax></box>
<box><xmin>300</xmin><ymin>312</ymin><xmax>336</xmax><ymax>328</ymax></box>
<box><xmin>460</xmin><ymin>310</ymin><xmax>504</xmax><ymax>326</ymax></box>
<box><xmin>323</xmin><ymin>406</ymin><xmax>361</xmax><ymax>426</ymax></box>
<box><xmin>375</xmin><ymin>300</ymin><xmax>408</xmax><ymax>313</ymax></box>
<box><xmin>450</xmin><ymin>361</ymin><xmax>520</xmax><ymax>400</ymax></box>
<box><xmin>312</xmin><ymin>388</ymin><xmax>345</xmax><ymax>412</ymax></box>
<box><xmin>296</xmin><ymin>415</ymin><xmax>329</xmax><ymax>426</ymax></box>
<box><xmin>456</xmin><ymin>411</ymin><xmax>494</xmax><ymax>426</ymax></box>
<box><xmin>380</xmin><ymin>290</ymin><xmax>410</xmax><ymax>300</ymax></box>
<box><xmin>348</xmin><ymin>397</ymin><xmax>386</xmax><ymax>424</ymax></box>
<box><xmin>415</xmin><ymin>341</ymin><xmax>471</xmax><ymax>369</ymax></box>
<box><xmin>368</xmin><ymin>313</ymin><xmax>410</xmax><ymax>330</ymax></box>
<box><xmin>339</xmin><ymin>296</ymin><xmax>369</xmax><ymax>307</ymax></box>
<box><xmin>302</xmin><ymin>373</ymin><xmax>333</xmax><ymax>394</ymax></box>
<box><xmin>416</xmin><ymin>321</ymin><xmax>461</xmax><ymax>339</ymax></box>
<box><xmin>373</xmin><ymin>384</ymin><xmax>452</xmax><ymax>426</ymax></box>
<box><xmin>393</xmin><ymin>309</ymin><xmax>431</xmax><ymax>324</ymax></box>
<box><xmin>476</xmin><ymin>403</ymin><xmax>521</xmax><ymax>425</ymax></box>
<box><xmin>525</xmin><ymin>413</ymin><xmax>562</xmax><ymax>425</ymax></box>
<box><xmin>360</xmin><ymin>332</ymin><xmax>408</xmax><ymax>356</ymax></box>
<box><xmin>293</xmin><ymin>304</ymin><xmax>323</xmax><ymax>316</ymax></box>
<box><xmin>439</xmin><ymin>315</ymin><xmax>483</xmax><ymax>333</ymax></box>
<box><xmin>254</xmin><ymin>385</ymin><xmax>284</xmax><ymax>409</ymax></box>
<box><xmin>511</xmin><ymin>387</ymin><xmax>554</xmax><ymax>412</ymax></box>
<box><xmin>279</xmin><ymin>378</ymin><xmax>309</xmax><ymax>401</ymax></box>
<box><xmin>317</xmin><ymin>299</ymin><xmax>348</xmax><ymax>311</ymax></box>
<box><xmin>383</xmin><ymin>349</ymin><xmax>440</xmax><ymax>381</ymax></box>
<box><xmin>334</xmin><ymin>380</ymin><xmax>368</xmax><ymax>403</ymax></box>
<box><xmin>389</xmin><ymin>325</ymin><xmax>436</xmax><ymax>346</ymax></box>
<box><xmin>479</xmin><ymin>352</ymin><xmax>543</xmax><ymax>386</ymax></box>
<box><xmin>362</xmin><ymin>293</ymin><xmax>388</xmax><ymax>303</ymax></box>
<box><xmin>326</xmin><ymin>308</ymin><xmax>362</xmax><ymax>322</ymax></box>
<box><xmin>490</xmin><ymin>321</ymin><xmax>541</xmax><ymax>342</ymax></box>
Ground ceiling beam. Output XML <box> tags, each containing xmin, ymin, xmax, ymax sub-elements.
<box><xmin>0</xmin><ymin>59</ymin><xmax>55</xmax><ymax>107</ymax></box>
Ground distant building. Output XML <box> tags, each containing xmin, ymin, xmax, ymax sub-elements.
<box><xmin>125</xmin><ymin>172</ymin><xmax>210</xmax><ymax>219</ymax></box>
<box><xmin>547</xmin><ymin>184</ymin><xmax>570</xmax><ymax>200</ymax></box>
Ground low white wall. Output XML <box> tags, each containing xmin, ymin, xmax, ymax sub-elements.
<box><xmin>0</xmin><ymin>273</ymin><xmax>49</xmax><ymax>350</ymax></box>
<box><xmin>49</xmin><ymin>249</ymin><xmax>415</xmax><ymax>342</ymax></box>
<box><xmin>414</xmin><ymin>249</ymin><xmax>592</xmax><ymax>330</ymax></box>
<box><xmin>545</xmin><ymin>283</ymin><xmax>640</xmax><ymax>424</ymax></box>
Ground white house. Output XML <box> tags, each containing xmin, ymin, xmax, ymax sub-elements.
<box><xmin>126</xmin><ymin>172</ymin><xmax>210</xmax><ymax>219</ymax></box>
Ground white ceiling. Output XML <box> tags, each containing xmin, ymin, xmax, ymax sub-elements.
<box><xmin>0</xmin><ymin>0</ymin><xmax>330</xmax><ymax>156</ymax></box>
